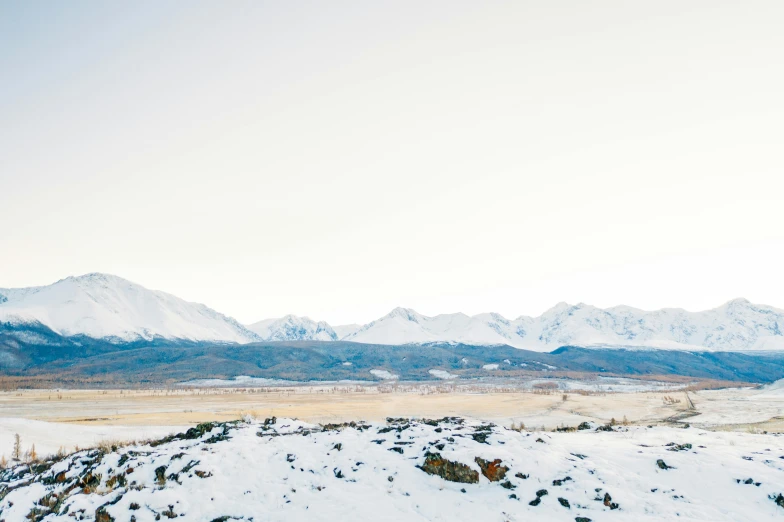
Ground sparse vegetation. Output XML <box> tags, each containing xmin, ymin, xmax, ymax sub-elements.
<box><xmin>12</xmin><ymin>432</ymin><xmax>21</xmax><ymax>461</ymax></box>
<box><xmin>509</xmin><ymin>421</ymin><xmax>526</xmax><ymax>432</ymax></box>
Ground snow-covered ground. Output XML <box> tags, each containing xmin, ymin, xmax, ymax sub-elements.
<box><xmin>0</xmin><ymin>418</ymin><xmax>185</xmax><ymax>459</ymax></box>
<box><xmin>2</xmin><ymin>417</ymin><xmax>783</xmax><ymax>521</ymax></box>
<box><xmin>428</xmin><ymin>369</ymin><xmax>458</xmax><ymax>379</ymax></box>
<box><xmin>178</xmin><ymin>376</ymin><xmax>303</xmax><ymax>388</ymax></box>
<box><xmin>369</xmin><ymin>369</ymin><xmax>399</xmax><ymax>380</ymax></box>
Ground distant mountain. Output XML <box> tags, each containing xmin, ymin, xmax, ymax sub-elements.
<box><xmin>4</xmin><ymin>273</ymin><xmax>784</xmax><ymax>352</ymax></box>
<box><xmin>342</xmin><ymin>300</ymin><xmax>784</xmax><ymax>352</ymax></box>
<box><xmin>0</xmin><ymin>273</ymin><xmax>259</xmax><ymax>344</ymax></box>
<box><xmin>333</xmin><ymin>323</ymin><xmax>362</xmax><ymax>339</ymax></box>
<box><xmin>246</xmin><ymin>315</ymin><xmax>337</xmax><ymax>341</ymax></box>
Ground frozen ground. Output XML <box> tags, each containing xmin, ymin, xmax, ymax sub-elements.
<box><xmin>2</xmin><ymin>417</ymin><xmax>784</xmax><ymax>521</ymax></box>
<box><xmin>0</xmin><ymin>418</ymin><xmax>185</xmax><ymax>458</ymax></box>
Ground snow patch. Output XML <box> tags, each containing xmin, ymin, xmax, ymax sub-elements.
<box><xmin>369</xmin><ymin>369</ymin><xmax>399</xmax><ymax>380</ymax></box>
<box><xmin>428</xmin><ymin>369</ymin><xmax>458</xmax><ymax>380</ymax></box>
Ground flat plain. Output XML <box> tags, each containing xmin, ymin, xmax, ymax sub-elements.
<box><xmin>2</xmin><ymin>380</ymin><xmax>783</xmax><ymax>457</ymax></box>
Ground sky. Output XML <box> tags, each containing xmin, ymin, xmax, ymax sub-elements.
<box><xmin>2</xmin><ymin>1</ymin><xmax>784</xmax><ymax>326</ymax></box>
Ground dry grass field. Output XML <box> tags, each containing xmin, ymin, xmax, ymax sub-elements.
<box><xmin>1</xmin><ymin>382</ymin><xmax>782</xmax><ymax>459</ymax></box>
<box><xmin>0</xmin><ymin>383</ymin><xmax>778</xmax><ymax>429</ymax></box>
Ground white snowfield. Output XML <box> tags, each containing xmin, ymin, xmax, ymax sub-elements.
<box><xmin>0</xmin><ymin>274</ymin><xmax>258</xmax><ymax>344</ymax></box>
<box><xmin>2</xmin><ymin>417</ymin><xmax>784</xmax><ymax>521</ymax></box>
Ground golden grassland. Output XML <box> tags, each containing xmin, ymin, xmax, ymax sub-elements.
<box><xmin>2</xmin><ymin>383</ymin><xmax>775</xmax><ymax>432</ymax></box>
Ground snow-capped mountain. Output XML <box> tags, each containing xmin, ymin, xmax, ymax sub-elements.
<box><xmin>4</xmin><ymin>272</ymin><xmax>783</xmax><ymax>352</ymax></box>
<box><xmin>342</xmin><ymin>300</ymin><xmax>784</xmax><ymax>352</ymax></box>
<box><xmin>0</xmin><ymin>273</ymin><xmax>259</xmax><ymax>344</ymax></box>
<box><xmin>246</xmin><ymin>315</ymin><xmax>338</xmax><ymax>341</ymax></box>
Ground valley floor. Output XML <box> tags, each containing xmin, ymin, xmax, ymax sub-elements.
<box><xmin>1</xmin><ymin>383</ymin><xmax>783</xmax><ymax>458</ymax></box>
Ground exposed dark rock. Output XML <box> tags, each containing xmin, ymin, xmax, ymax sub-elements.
<box><xmin>474</xmin><ymin>457</ymin><xmax>508</xmax><ymax>482</ymax></box>
<box><xmin>472</xmin><ymin>432</ymin><xmax>490</xmax><ymax>444</ymax></box>
<box><xmin>666</xmin><ymin>443</ymin><xmax>692</xmax><ymax>452</ymax></box>
<box><xmin>515</xmin><ymin>472</ymin><xmax>529</xmax><ymax>480</ymax></box>
<box><xmin>94</xmin><ymin>492</ymin><xmax>125</xmax><ymax>522</ymax></box>
<box><xmin>151</xmin><ymin>422</ymin><xmax>222</xmax><ymax>447</ymax></box>
<box><xmin>603</xmin><ymin>492</ymin><xmax>619</xmax><ymax>509</ymax></box>
<box><xmin>553</xmin><ymin>476</ymin><xmax>573</xmax><ymax>486</ymax></box>
<box><xmin>418</xmin><ymin>452</ymin><xmax>479</xmax><ymax>484</ymax></box>
<box><xmin>95</xmin><ymin>506</ymin><xmax>115</xmax><ymax>522</ymax></box>
<box><xmin>575</xmin><ymin>518</ymin><xmax>592</xmax><ymax>522</ymax></box>
<box><xmin>388</xmin><ymin>447</ymin><xmax>404</xmax><ymax>454</ymax></box>
<box><xmin>500</xmin><ymin>480</ymin><xmax>515</xmax><ymax>489</ymax></box>
<box><xmin>181</xmin><ymin>460</ymin><xmax>199</xmax><ymax>474</ymax></box>
<box><xmin>536</xmin><ymin>489</ymin><xmax>549</xmax><ymax>497</ymax></box>
<box><xmin>558</xmin><ymin>497</ymin><xmax>571</xmax><ymax>508</ymax></box>
<box><xmin>422</xmin><ymin>417</ymin><xmax>461</xmax><ymax>426</ymax></box>
<box><xmin>378</xmin><ymin>424</ymin><xmax>410</xmax><ymax>434</ymax></box>
<box><xmin>772</xmin><ymin>493</ymin><xmax>784</xmax><ymax>509</ymax></box>
<box><xmin>656</xmin><ymin>459</ymin><xmax>673</xmax><ymax>470</ymax></box>
<box><xmin>596</xmin><ymin>425</ymin><xmax>614</xmax><ymax>432</ymax></box>
<box><xmin>332</xmin><ymin>443</ymin><xmax>342</xmax><ymax>451</ymax></box>
<box><xmin>154</xmin><ymin>466</ymin><xmax>167</xmax><ymax>485</ymax></box>
<box><xmin>323</xmin><ymin>421</ymin><xmax>367</xmax><ymax>431</ymax></box>
<box><xmin>577</xmin><ymin>422</ymin><xmax>591</xmax><ymax>430</ymax></box>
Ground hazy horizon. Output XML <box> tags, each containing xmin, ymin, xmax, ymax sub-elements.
<box><xmin>3</xmin><ymin>1</ymin><xmax>784</xmax><ymax>325</ymax></box>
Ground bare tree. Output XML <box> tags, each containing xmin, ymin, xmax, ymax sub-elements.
<box><xmin>12</xmin><ymin>433</ymin><xmax>21</xmax><ymax>461</ymax></box>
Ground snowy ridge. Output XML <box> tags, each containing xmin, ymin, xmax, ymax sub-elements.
<box><xmin>4</xmin><ymin>273</ymin><xmax>784</xmax><ymax>351</ymax></box>
<box><xmin>341</xmin><ymin>301</ymin><xmax>784</xmax><ymax>352</ymax></box>
<box><xmin>247</xmin><ymin>315</ymin><xmax>338</xmax><ymax>341</ymax></box>
<box><xmin>0</xmin><ymin>273</ymin><xmax>259</xmax><ymax>344</ymax></box>
<box><xmin>2</xmin><ymin>417</ymin><xmax>784</xmax><ymax>521</ymax></box>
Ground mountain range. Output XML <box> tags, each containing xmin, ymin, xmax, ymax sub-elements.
<box><xmin>2</xmin><ymin>273</ymin><xmax>784</xmax><ymax>352</ymax></box>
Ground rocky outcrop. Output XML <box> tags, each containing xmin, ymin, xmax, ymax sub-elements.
<box><xmin>474</xmin><ymin>457</ymin><xmax>508</xmax><ymax>482</ymax></box>
<box><xmin>419</xmin><ymin>452</ymin><xmax>479</xmax><ymax>484</ymax></box>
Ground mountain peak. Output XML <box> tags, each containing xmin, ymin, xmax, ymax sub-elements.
<box><xmin>386</xmin><ymin>307</ymin><xmax>424</xmax><ymax>321</ymax></box>
<box><xmin>0</xmin><ymin>273</ymin><xmax>258</xmax><ymax>343</ymax></box>
<box><xmin>246</xmin><ymin>314</ymin><xmax>337</xmax><ymax>342</ymax></box>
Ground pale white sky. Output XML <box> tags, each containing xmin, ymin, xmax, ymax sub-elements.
<box><xmin>2</xmin><ymin>1</ymin><xmax>783</xmax><ymax>325</ymax></box>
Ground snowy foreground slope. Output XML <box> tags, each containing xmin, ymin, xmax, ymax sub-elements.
<box><xmin>2</xmin><ymin>418</ymin><xmax>784</xmax><ymax>521</ymax></box>
<box><xmin>0</xmin><ymin>274</ymin><xmax>258</xmax><ymax>344</ymax></box>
